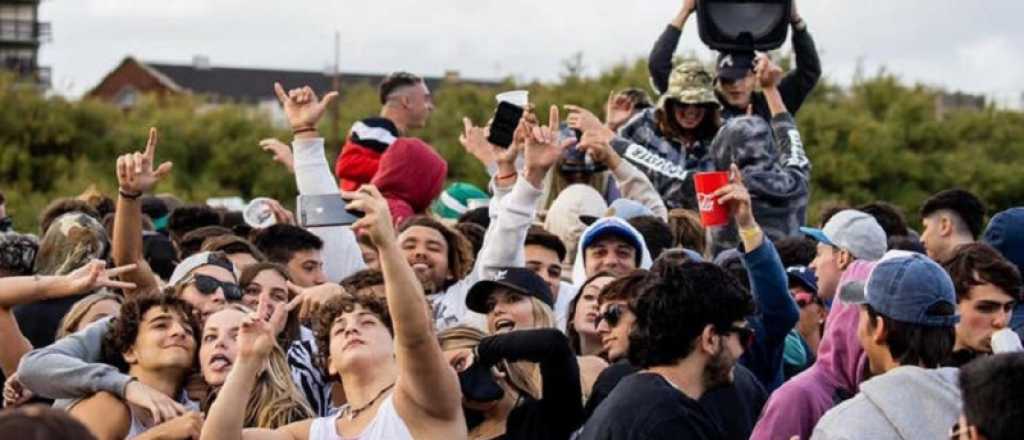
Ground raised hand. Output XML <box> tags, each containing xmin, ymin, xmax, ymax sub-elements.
<box><xmin>62</xmin><ymin>260</ymin><xmax>137</xmax><ymax>295</ymax></box>
<box><xmin>117</xmin><ymin>128</ymin><xmax>173</xmax><ymax>196</ymax></box>
<box><xmin>604</xmin><ymin>91</ymin><xmax>635</xmax><ymax>131</ymax></box>
<box><xmin>712</xmin><ymin>164</ymin><xmax>755</xmax><ymax>229</ymax></box>
<box><xmin>285</xmin><ymin>281</ymin><xmax>345</xmax><ymax>323</ymax></box>
<box><xmin>263</xmin><ymin>198</ymin><xmax>296</xmax><ymax>226</ymax></box>
<box><xmin>459</xmin><ymin>117</ymin><xmax>498</xmax><ymax>167</ymax></box>
<box><xmin>238</xmin><ymin>301</ymin><xmax>291</xmax><ymax>361</ymax></box>
<box><xmin>564</xmin><ymin>104</ymin><xmax>605</xmax><ymax>134</ymax></box>
<box><xmin>523</xmin><ymin>105</ymin><xmax>573</xmax><ymax>186</ymax></box>
<box><xmin>345</xmin><ymin>185</ymin><xmax>396</xmax><ymax>248</ymax></box>
<box><xmin>273</xmin><ymin>82</ymin><xmax>339</xmax><ymax>132</ymax></box>
<box><xmin>259</xmin><ymin>138</ymin><xmax>295</xmax><ymax>173</ymax></box>
<box><xmin>754</xmin><ymin>55</ymin><xmax>784</xmax><ymax>89</ymax></box>
<box><xmin>577</xmin><ymin>130</ymin><xmax>622</xmax><ymax>169</ymax></box>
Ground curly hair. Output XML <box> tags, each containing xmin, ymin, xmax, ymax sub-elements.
<box><xmin>339</xmin><ymin>269</ymin><xmax>385</xmax><ymax>296</ymax></box>
<box><xmin>943</xmin><ymin>243</ymin><xmax>1023</xmax><ymax>302</ymax></box>
<box><xmin>628</xmin><ymin>262</ymin><xmax>755</xmax><ymax>368</ymax></box>
<box><xmin>398</xmin><ymin>215</ymin><xmax>475</xmax><ymax>288</ymax></box>
<box><xmin>102</xmin><ymin>292</ymin><xmax>200</xmax><ymax>373</ymax></box>
<box><xmin>311</xmin><ymin>292</ymin><xmax>393</xmax><ymax>379</ymax></box>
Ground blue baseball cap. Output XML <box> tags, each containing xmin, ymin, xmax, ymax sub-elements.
<box><xmin>983</xmin><ymin>207</ymin><xmax>1024</xmax><ymax>274</ymax></box>
<box><xmin>581</xmin><ymin>217</ymin><xmax>645</xmax><ymax>266</ymax></box>
<box><xmin>839</xmin><ymin>250</ymin><xmax>959</xmax><ymax>327</ymax></box>
<box><xmin>786</xmin><ymin>266</ymin><xmax>818</xmax><ymax>295</ymax></box>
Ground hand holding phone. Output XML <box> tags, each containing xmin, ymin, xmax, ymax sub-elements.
<box><xmin>297</xmin><ymin>194</ymin><xmax>365</xmax><ymax>227</ymax></box>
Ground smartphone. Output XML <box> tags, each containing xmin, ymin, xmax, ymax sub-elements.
<box><xmin>486</xmin><ymin>101</ymin><xmax>525</xmax><ymax>149</ymax></box>
<box><xmin>297</xmin><ymin>194</ymin><xmax>364</xmax><ymax>227</ymax></box>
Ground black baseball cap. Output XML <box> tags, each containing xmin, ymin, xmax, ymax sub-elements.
<box><xmin>466</xmin><ymin>267</ymin><xmax>554</xmax><ymax>314</ymax></box>
<box><xmin>716</xmin><ymin>51</ymin><xmax>756</xmax><ymax>80</ymax></box>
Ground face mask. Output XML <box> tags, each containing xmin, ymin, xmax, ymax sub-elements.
<box><xmin>0</xmin><ymin>217</ymin><xmax>11</xmax><ymax>233</ymax></box>
<box><xmin>458</xmin><ymin>361</ymin><xmax>504</xmax><ymax>403</ymax></box>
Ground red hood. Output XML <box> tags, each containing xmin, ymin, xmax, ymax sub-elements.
<box><xmin>371</xmin><ymin>138</ymin><xmax>447</xmax><ymax>224</ymax></box>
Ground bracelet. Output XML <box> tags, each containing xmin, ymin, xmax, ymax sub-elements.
<box><xmin>495</xmin><ymin>171</ymin><xmax>517</xmax><ymax>181</ymax></box>
<box><xmin>739</xmin><ymin>225</ymin><xmax>762</xmax><ymax>243</ymax></box>
<box><xmin>119</xmin><ymin>188</ymin><xmax>142</xmax><ymax>200</ymax></box>
<box><xmin>292</xmin><ymin>126</ymin><xmax>317</xmax><ymax>136</ymax></box>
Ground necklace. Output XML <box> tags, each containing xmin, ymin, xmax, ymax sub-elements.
<box><xmin>342</xmin><ymin>382</ymin><xmax>396</xmax><ymax>421</ymax></box>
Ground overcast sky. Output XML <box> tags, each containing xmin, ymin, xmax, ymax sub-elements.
<box><xmin>39</xmin><ymin>0</ymin><xmax>1024</xmax><ymax>108</ymax></box>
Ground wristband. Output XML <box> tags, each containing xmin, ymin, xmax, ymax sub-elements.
<box><xmin>119</xmin><ymin>188</ymin><xmax>142</xmax><ymax>200</ymax></box>
<box><xmin>292</xmin><ymin>126</ymin><xmax>317</xmax><ymax>136</ymax></box>
<box><xmin>495</xmin><ymin>171</ymin><xmax>517</xmax><ymax>181</ymax></box>
<box><xmin>739</xmin><ymin>225</ymin><xmax>762</xmax><ymax>243</ymax></box>
<box><xmin>792</xmin><ymin>18</ymin><xmax>806</xmax><ymax>31</ymax></box>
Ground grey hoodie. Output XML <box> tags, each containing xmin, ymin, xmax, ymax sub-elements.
<box><xmin>811</xmin><ymin>366</ymin><xmax>961</xmax><ymax>440</ymax></box>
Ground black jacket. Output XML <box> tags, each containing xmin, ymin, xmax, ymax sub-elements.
<box><xmin>649</xmin><ymin>24</ymin><xmax>822</xmax><ymax>122</ymax></box>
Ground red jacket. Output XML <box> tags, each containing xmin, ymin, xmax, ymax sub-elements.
<box><xmin>335</xmin><ymin>118</ymin><xmax>399</xmax><ymax>191</ymax></box>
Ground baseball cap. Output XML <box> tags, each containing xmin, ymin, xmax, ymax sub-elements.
<box><xmin>839</xmin><ymin>250</ymin><xmax>959</xmax><ymax>327</ymax></box>
<box><xmin>716</xmin><ymin>51</ymin><xmax>755</xmax><ymax>81</ymax></box>
<box><xmin>580</xmin><ymin>217</ymin><xmax>645</xmax><ymax>265</ymax></box>
<box><xmin>801</xmin><ymin>209</ymin><xmax>887</xmax><ymax>261</ymax></box>
<box><xmin>168</xmin><ymin>251</ymin><xmax>236</xmax><ymax>287</ymax></box>
<box><xmin>786</xmin><ymin>266</ymin><xmax>818</xmax><ymax>295</ymax></box>
<box><xmin>607</xmin><ymin>199</ymin><xmax>654</xmax><ymax>221</ymax></box>
<box><xmin>982</xmin><ymin>207</ymin><xmax>1024</xmax><ymax>274</ymax></box>
<box><xmin>466</xmin><ymin>267</ymin><xmax>554</xmax><ymax>314</ymax></box>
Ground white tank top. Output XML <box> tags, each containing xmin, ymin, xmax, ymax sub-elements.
<box><xmin>308</xmin><ymin>394</ymin><xmax>414</xmax><ymax>440</ymax></box>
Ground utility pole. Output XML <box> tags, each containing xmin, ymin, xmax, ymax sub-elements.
<box><xmin>329</xmin><ymin>30</ymin><xmax>341</xmax><ymax>149</ymax></box>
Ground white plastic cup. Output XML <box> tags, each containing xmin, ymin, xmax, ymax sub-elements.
<box><xmin>243</xmin><ymin>197</ymin><xmax>277</xmax><ymax>228</ymax></box>
<box><xmin>992</xmin><ymin>328</ymin><xmax>1023</xmax><ymax>353</ymax></box>
<box><xmin>496</xmin><ymin>90</ymin><xmax>529</xmax><ymax>108</ymax></box>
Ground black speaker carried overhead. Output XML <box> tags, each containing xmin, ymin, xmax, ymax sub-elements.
<box><xmin>696</xmin><ymin>0</ymin><xmax>793</xmax><ymax>51</ymax></box>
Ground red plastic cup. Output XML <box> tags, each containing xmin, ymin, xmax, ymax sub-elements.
<box><xmin>694</xmin><ymin>171</ymin><xmax>730</xmax><ymax>227</ymax></box>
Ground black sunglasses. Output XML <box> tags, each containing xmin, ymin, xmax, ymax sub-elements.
<box><xmin>597</xmin><ymin>304</ymin><xmax>625</xmax><ymax>329</ymax></box>
<box><xmin>185</xmin><ymin>274</ymin><xmax>242</xmax><ymax>301</ymax></box>
<box><xmin>721</xmin><ymin>325</ymin><xmax>756</xmax><ymax>350</ymax></box>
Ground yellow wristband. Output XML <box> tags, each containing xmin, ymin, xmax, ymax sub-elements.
<box><xmin>739</xmin><ymin>225</ymin><xmax>762</xmax><ymax>243</ymax></box>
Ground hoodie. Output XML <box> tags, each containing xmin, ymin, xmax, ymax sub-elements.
<box><xmin>750</xmin><ymin>260</ymin><xmax>874</xmax><ymax>440</ymax></box>
<box><xmin>370</xmin><ymin>138</ymin><xmax>447</xmax><ymax>226</ymax></box>
<box><xmin>544</xmin><ymin>184</ymin><xmax>608</xmax><ymax>267</ymax></box>
<box><xmin>708</xmin><ymin>113</ymin><xmax>811</xmax><ymax>257</ymax></box>
<box><xmin>334</xmin><ymin>117</ymin><xmax>399</xmax><ymax>191</ymax></box>
<box><xmin>812</xmin><ymin>366</ymin><xmax>961</xmax><ymax>440</ymax></box>
<box><xmin>570</xmin><ymin>217</ymin><xmax>654</xmax><ymax>286</ymax></box>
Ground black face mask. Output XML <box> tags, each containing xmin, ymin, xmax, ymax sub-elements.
<box><xmin>0</xmin><ymin>217</ymin><xmax>11</xmax><ymax>233</ymax></box>
<box><xmin>458</xmin><ymin>361</ymin><xmax>504</xmax><ymax>403</ymax></box>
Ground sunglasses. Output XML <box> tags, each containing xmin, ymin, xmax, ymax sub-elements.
<box><xmin>597</xmin><ymin>303</ymin><xmax>625</xmax><ymax>329</ymax></box>
<box><xmin>185</xmin><ymin>274</ymin><xmax>241</xmax><ymax>301</ymax></box>
<box><xmin>721</xmin><ymin>325</ymin><xmax>756</xmax><ymax>350</ymax></box>
<box><xmin>794</xmin><ymin>292</ymin><xmax>819</xmax><ymax>308</ymax></box>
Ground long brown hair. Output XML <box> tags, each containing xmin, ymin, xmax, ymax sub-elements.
<box><xmin>57</xmin><ymin>290</ymin><xmax>123</xmax><ymax>339</ymax></box>
<box><xmin>238</xmin><ymin>262</ymin><xmax>301</xmax><ymax>348</ymax></box>
<box><xmin>655</xmin><ymin>100</ymin><xmax>722</xmax><ymax>145</ymax></box>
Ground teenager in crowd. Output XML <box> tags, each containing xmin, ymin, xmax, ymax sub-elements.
<box><xmin>956</xmin><ymin>352</ymin><xmax>1024</xmax><ymax>440</ymax></box>
<box><xmin>783</xmin><ymin>265</ymin><xmax>826</xmax><ymax>379</ymax></box>
<box><xmin>198</xmin><ymin>304</ymin><xmax>313</xmax><ymax>428</ymax></box>
<box><xmin>813</xmin><ymin>251</ymin><xmax>961</xmax><ymax>439</ymax></box>
<box><xmin>649</xmin><ymin>0</ymin><xmax>820</xmax><ymax>121</ymax></box>
<box><xmin>565</xmin><ymin>272</ymin><xmax>614</xmax><ymax>357</ymax></box>
<box><xmin>752</xmin><ymin>210</ymin><xmax>886</xmax><ymax>440</ymax></box>
<box><xmin>578</xmin><ymin>260</ymin><xmax>756</xmax><ymax>439</ymax></box>
<box><xmin>942</xmin><ymin>243</ymin><xmax>1021</xmax><ymax>367</ymax></box>
<box><xmin>919</xmin><ymin>188</ymin><xmax>986</xmax><ymax>263</ymax></box>
<box><xmin>982</xmin><ymin>207</ymin><xmax>1024</xmax><ymax>340</ymax></box>
<box><xmin>68</xmin><ymin>293</ymin><xmax>202</xmax><ymax>440</ymax></box>
<box><xmin>440</xmin><ymin>325</ymin><xmax>584</xmax><ymax>440</ymax></box>
<box><xmin>707</xmin><ymin>56</ymin><xmax>812</xmax><ymax>255</ymax></box>
<box><xmin>57</xmin><ymin>291</ymin><xmax>124</xmax><ymax>340</ymax></box>
<box><xmin>252</xmin><ymin>225</ymin><xmax>329</xmax><ymax>288</ymax></box>
<box><xmin>201</xmin><ymin>183</ymin><xmax>464</xmax><ymax>440</ymax></box>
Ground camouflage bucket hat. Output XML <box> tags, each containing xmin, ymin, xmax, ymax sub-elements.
<box><xmin>658</xmin><ymin>60</ymin><xmax>721</xmax><ymax>109</ymax></box>
<box><xmin>34</xmin><ymin>212</ymin><xmax>108</xmax><ymax>276</ymax></box>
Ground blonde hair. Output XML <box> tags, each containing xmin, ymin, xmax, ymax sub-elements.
<box><xmin>57</xmin><ymin>291</ymin><xmax>123</xmax><ymax>339</ymax></box>
<box><xmin>438</xmin><ymin>326</ymin><xmax>542</xmax><ymax>400</ymax></box>
<box><xmin>202</xmin><ymin>304</ymin><xmax>314</xmax><ymax>428</ymax></box>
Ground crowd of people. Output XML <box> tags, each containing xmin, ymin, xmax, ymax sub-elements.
<box><xmin>2</xmin><ymin>1</ymin><xmax>1023</xmax><ymax>439</ymax></box>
